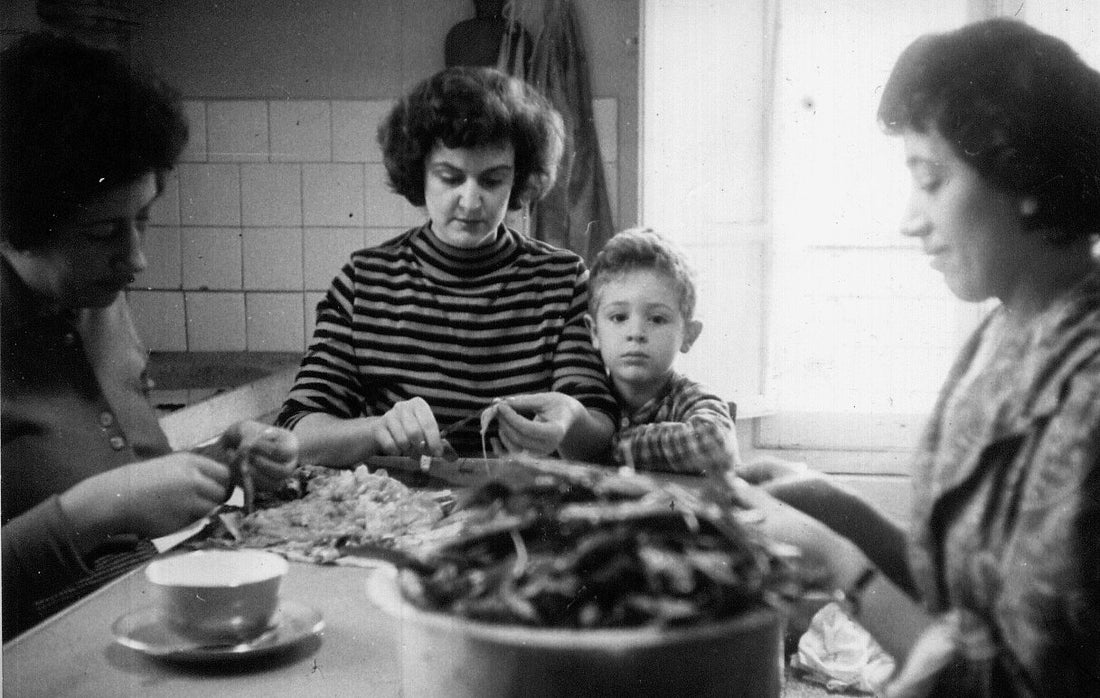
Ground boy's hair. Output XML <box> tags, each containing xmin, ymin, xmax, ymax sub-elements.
<box><xmin>588</xmin><ymin>228</ymin><xmax>697</xmax><ymax>321</ymax></box>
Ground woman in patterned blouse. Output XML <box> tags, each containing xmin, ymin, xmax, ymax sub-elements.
<box><xmin>735</xmin><ymin>19</ymin><xmax>1100</xmax><ymax>697</ymax></box>
<box><xmin>278</xmin><ymin>67</ymin><xmax>616</xmax><ymax>465</ymax></box>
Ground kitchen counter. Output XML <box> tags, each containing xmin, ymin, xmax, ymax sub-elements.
<box><xmin>148</xmin><ymin>351</ymin><xmax>301</xmax><ymax>412</ymax></box>
<box><xmin>149</xmin><ymin>352</ymin><xmax>301</xmax><ymax>449</ymax></box>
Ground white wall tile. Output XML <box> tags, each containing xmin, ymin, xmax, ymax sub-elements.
<box><xmin>592</xmin><ymin>98</ymin><xmax>618</xmax><ymax>164</ymax></box>
<box><xmin>180</xmin><ymin>101</ymin><xmax>207</xmax><ymax>162</ymax></box>
<box><xmin>304</xmin><ymin>291</ymin><xmax>327</xmax><ymax>347</ymax></box>
<box><xmin>178</xmin><ymin>164</ymin><xmax>241</xmax><ymax>226</ymax></box>
<box><xmin>149</xmin><ymin>169</ymin><xmax>181</xmax><ymax>226</ymax></box>
<box><xmin>247</xmin><ymin>293</ymin><xmax>305</xmax><ymax>351</ymax></box>
<box><xmin>400</xmin><ymin>201</ymin><xmax>425</xmax><ymax>228</ymax></box>
<box><xmin>181</xmin><ymin>228</ymin><xmax>243</xmax><ymax>290</ymax></box>
<box><xmin>303</xmin><ymin>227</ymin><xmax>364</xmax><ymax>291</ymax></box>
<box><xmin>364</xmin><ymin>163</ymin><xmax>407</xmax><ymax>227</ymax></box>
<box><xmin>332</xmin><ymin>100</ymin><xmax>389</xmax><ymax>163</ymax></box>
<box><xmin>135</xmin><ymin>226</ymin><xmax>181</xmax><ymax>289</ymax></box>
<box><xmin>128</xmin><ymin>291</ymin><xmax>187</xmax><ymax>351</ymax></box>
<box><xmin>243</xmin><ymin>227</ymin><xmax>304</xmax><ymax>290</ymax></box>
<box><xmin>207</xmin><ymin>101</ymin><xmax>268</xmax><ymax>163</ymax></box>
<box><xmin>186</xmin><ymin>292</ymin><xmax>246</xmax><ymax>350</ymax></box>
<box><xmin>364</xmin><ymin>227</ymin><xmax>406</xmax><ymax>248</ymax></box>
<box><xmin>241</xmin><ymin>164</ymin><xmax>302</xmax><ymax>226</ymax></box>
<box><xmin>303</xmin><ymin>164</ymin><xmax>365</xmax><ymax>226</ymax></box>
<box><xmin>270</xmin><ymin>101</ymin><xmax>331</xmax><ymax>163</ymax></box>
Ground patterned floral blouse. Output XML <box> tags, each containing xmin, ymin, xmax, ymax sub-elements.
<box><xmin>905</xmin><ymin>268</ymin><xmax>1100</xmax><ymax>696</ymax></box>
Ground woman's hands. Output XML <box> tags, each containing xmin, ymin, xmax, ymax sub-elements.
<box><xmin>218</xmin><ymin>421</ymin><xmax>299</xmax><ymax>492</ymax></box>
<box><xmin>737</xmin><ymin>458</ymin><xmax>915</xmax><ymax>595</ymax></box>
<box><xmin>59</xmin><ymin>452</ymin><xmax>231</xmax><ymax>552</ymax></box>
<box><xmin>493</xmin><ymin>392</ymin><xmax>584</xmax><ymax>456</ymax></box>
<box><xmin>115</xmin><ymin>454</ymin><xmax>234</xmax><ymax>537</ymax></box>
<box><xmin>291</xmin><ymin>398</ymin><xmax>445</xmax><ymax>465</ymax></box>
<box><xmin>58</xmin><ymin>422</ymin><xmax>300</xmax><ymax>553</ymax></box>
<box><xmin>492</xmin><ymin>391</ymin><xmax>614</xmax><ymax>461</ymax></box>
<box><xmin>292</xmin><ymin>393</ymin><xmax>612</xmax><ymax>466</ymax></box>
<box><xmin>366</xmin><ymin>397</ymin><xmax>445</xmax><ymax>458</ymax></box>
<box><xmin>728</xmin><ymin>474</ymin><xmax>870</xmax><ymax>590</ymax></box>
<box><xmin>737</xmin><ymin>458</ymin><xmax>849</xmax><ymax>531</ymax></box>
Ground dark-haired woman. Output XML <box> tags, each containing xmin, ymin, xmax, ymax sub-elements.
<box><xmin>278</xmin><ymin>67</ymin><xmax>616</xmax><ymax>465</ymax></box>
<box><xmin>736</xmin><ymin>19</ymin><xmax>1100</xmax><ymax>697</ymax></box>
<box><xmin>1</xmin><ymin>33</ymin><xmax>299</xmax><ymax>640</ymax></box>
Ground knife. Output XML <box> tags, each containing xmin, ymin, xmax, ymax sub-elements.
<box><xmin>438</xmin><ymin>408</ymin><xmax>491</xmax><ymax>439</ymax></box>
<box><xmin>364</xmin><ymin>455</ymin><xmax>506</xmax><ymax>487</ymax></box>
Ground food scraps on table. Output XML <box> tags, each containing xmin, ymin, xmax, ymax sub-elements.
<box><xmin>199</xmin><ymin>464</ymin><xmax>452</xmax><ymax>565</ymax></box>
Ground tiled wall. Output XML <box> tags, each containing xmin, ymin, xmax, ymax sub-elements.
<box><xmin>130</xmin><ymin>97</ymin><xmax>620</xmax><ymax>352</ymax></box>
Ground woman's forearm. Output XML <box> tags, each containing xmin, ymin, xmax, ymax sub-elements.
<box><xmin>827</xmin><ymin>486</ymin><xmax>916</xmax><ymax>595</ymax></box>
<box><xmin>558</xmin><ymin>410</ymin><xmax>614</xmax><ymax>462</ymax></box>
<box><xmin>768</xmin><ymin>476</ymin><xmax>916</xmax><ymax>595</ymax></box>
<box><xmin>850</xmin><ymin>567</ymin><xmax>931</xmax><ymax>665</ymax></box>
<box><xmin>291</xmin><ymin>413</ymin><xmax>376</xmax><ymax>467</ymax></box>
<box><xmin>57</xmin><ymin>478</ymin><xmax>124</xmax><ymax>556</ymax></box>
<box><xmin>817</xmin><ymin>527</ymin><xmax>932</xmax><ymax>666</ymax></box>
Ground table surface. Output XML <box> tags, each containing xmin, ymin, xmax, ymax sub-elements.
<box><xmin>3</xmin><ymin>458</ymin><xmax>836</xmax><ymax>697</ymax></box>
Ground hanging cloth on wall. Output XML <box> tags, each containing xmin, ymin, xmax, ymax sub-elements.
<box><xmin>500</xmin><ymin>0</ymin><xmax>615</xmax><ymax>262</ymax></box>
<box><xmin>445</xmin><ymin>0</ymin><xmax>533</xmax><ymax>71</ymax></box>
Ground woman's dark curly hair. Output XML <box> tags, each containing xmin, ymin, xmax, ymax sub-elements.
<box><xmin>878</xmin><ymin>18</ymin><xmax>1100</xmax><ymax>244</ymax></box>
<box><xmin>1</xmin><ymin>32</ymin><xmax>189</xmax><ymax>250</ymax></box>
<box><xmin>378</xmin><ymin>66</ymin><xmax>564</xmax><ymax>210</ymax></box>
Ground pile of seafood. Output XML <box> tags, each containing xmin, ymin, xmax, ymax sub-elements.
<box><xmin>397</xmin><ymin>459</ymin><xmax>800</xmax><ymax>629</ymax></box>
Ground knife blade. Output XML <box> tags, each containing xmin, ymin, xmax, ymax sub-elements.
<box><xmin>438</xmin><ymin>406</ymin><xmax>493</xmax><ymax>439</ymax></box>
<box><xmin>364</xmin><ymin>455</ymin><xmax>504</xmax><ymax>486</ymax></box>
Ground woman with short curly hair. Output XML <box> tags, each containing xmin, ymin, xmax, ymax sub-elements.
<box><xmin>279</xmin><ymin>67</ymin><xmax>615</xmax><ymax>465</ymax></box>
<box><xmin>378</xmin><ymin>66</ymin><xmax>563</xmax><ymax>211</ymax></box>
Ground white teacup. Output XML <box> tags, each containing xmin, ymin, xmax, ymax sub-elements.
<box><xmin>146</xmin><ymin>550</ymin><xmax>288</xmax><ymax>644</ymax></box>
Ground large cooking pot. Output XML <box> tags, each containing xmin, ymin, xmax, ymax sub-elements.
<box><xmin>367</xmin><ymin>567</ymin><xmax>784</xmax><ymax>698</ymax></box>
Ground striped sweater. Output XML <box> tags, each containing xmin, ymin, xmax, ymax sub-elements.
<box><xmin>277</xmin><ymin>224</ymin><xmax>617</xmax><ymax>457</ymax></box>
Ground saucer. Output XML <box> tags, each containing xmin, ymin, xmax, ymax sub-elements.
<box><xmin>112</xmin><ymin>600</ymin><xmax>323</xmax><ymax>661</ymax></box>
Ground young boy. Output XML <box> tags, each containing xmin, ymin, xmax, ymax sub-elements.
<box><xmin>585</xmin><ymin>228</ymin><xmax>737</xmax><ymax>474</ymax></box>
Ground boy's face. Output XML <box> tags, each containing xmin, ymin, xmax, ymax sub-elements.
<box><xmin>586</xmin><ymin>269</ymin><xmax>702</xmax><ymax>393</ymax></box>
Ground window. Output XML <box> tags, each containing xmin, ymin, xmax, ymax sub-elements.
<box><xmin>766</xmin><ymin>0</ymin><xmax>971</xmax><ymax>421</ymax></box>
<box><xmin>641</xmin><ymin>0</ymin><xmax>1100</xmax><ymax>456</ymax></box>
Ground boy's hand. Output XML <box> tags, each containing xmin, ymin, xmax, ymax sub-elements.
<box><xmin>493</xmin><ymin>392</ymin><xmax>585</xmax><ymax>456</ymax></box>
